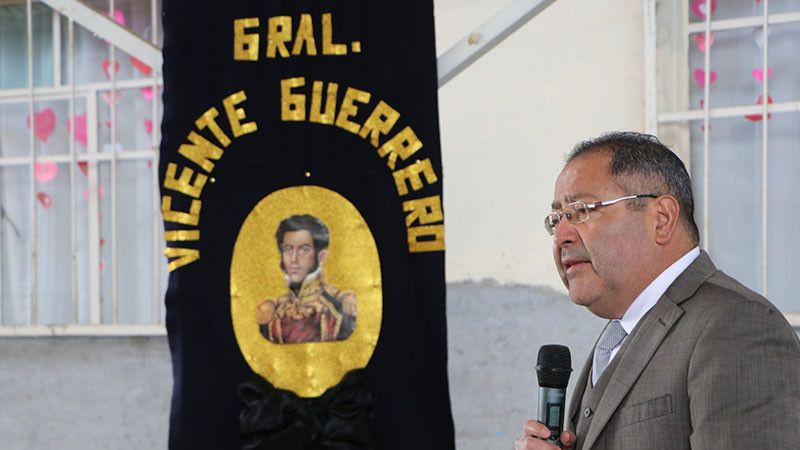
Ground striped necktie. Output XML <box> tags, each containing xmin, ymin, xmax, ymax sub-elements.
<box><xmin>592</xmin><ymin>320</ymin><xmax>628</xmax><ymax>386</ymax></box>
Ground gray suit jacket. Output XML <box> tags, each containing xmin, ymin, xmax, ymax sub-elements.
<box><xmin>567</xmin><ymin>251</ymin><xmax>800</xmax><ymax>449</ymax></box>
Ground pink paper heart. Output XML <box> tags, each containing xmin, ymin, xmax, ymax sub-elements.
<box><xmin>83</xmin><ymin>185</ymin><xmax>106</xmax><ymax>200</ymax></box>
<box><xmin>695</xmin><ymin>33</ymin><xmax>714</xmax><ymax>52</ymax></box>
<box><xmin>102</xmin><ymin>10</ymin><xmax>126</xmax><ymax>44</ymax></box>
<box><xmin>745</xmin><ymin>95</ymin><xmax>773</xmax><ymax>121</ymax></box>
<box><xmin>140</xmin><ymin>86</ymin><xmax>162</xmax><ymax>101</ymax></box>
<box><xmin>26</xmin><ymin>108</ymin><xmax>56</xmax><ymax>143</ymax></box>
<box><xmin>100</xmin><ymin>261</ymin><xmax>105</xmax><ymax>272</ymax></box>
<box><xmin>692</xmin><ymin>0</ymin><xmax>717</xmax><ymax>19</ymax></box>
<box><xmin>102</xmin><ymin>59</ymin><xmax>120</xmax><ymax>78</ymax></box>
<box><xmin>102</xmin><ymin>91</ymin><xmax>122</xmax><ymax>105</ymax></box>
<box><xmin>693</xmin><ymin>68</ymin><xmax>717</xmax><ymax>87</ymax></box>
<box><xmin>131</xmin><ymin>56</ymin><xmax>152</xmax><ymax>76</ymax></box>
<box><xmin>753</xmin><ymin>68</ymin><xmax>771</xmax><ymax>82</ymax></box>
<box><xmin>37</xmin><ymin>192</ymin><xmax>52</xmax><ymax>210</ymax></box>
<box><xmin>35</xmin><ymin>162</ymin><xmax>58</xmax><ymax>183</ymax></box>
<box><xmin>144</xmin><ymin>119</ymin><xmax>153</xmax><ymax>134</ymax></box>
<box><xmin>67</xmin><ymin>113</ymin><xmax>88</xmax><ymax>146</ymax></box>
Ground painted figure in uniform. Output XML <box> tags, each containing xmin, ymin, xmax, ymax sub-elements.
<box><xmin>255</xmin><ymin>214</ymin><xmax>357</xmax><ymax>343</ymax></box>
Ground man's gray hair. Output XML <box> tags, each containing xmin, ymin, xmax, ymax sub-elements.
<box><xmin>567</xmin><ymin>131</ymin><xmax>700</xmax><ymax>246</ymax></box>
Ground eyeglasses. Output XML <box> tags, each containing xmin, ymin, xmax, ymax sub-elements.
<box><xmin>544</xmin><ymin>194</ymin><xmax>657</xmax><ymax>236</ymax></box>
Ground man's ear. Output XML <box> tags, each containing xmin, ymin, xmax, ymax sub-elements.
<box><xmin>654</xmin><ymin>195</ymin><xmax>680</xmax><ymax>245</ymax></box>
<box><xmin>317</xmin><ymin>249</ymin><xmax>328</xmax><ymax>266</ymax></box>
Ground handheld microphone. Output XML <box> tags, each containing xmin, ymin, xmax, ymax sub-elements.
<box><xmin>536</xmin><ymin>344</ymin><xmax>572</xmax><ymax>447</ymax></box>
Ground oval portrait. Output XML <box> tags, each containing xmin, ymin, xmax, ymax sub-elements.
<box><xmin>231</xmin><ymin>185</ymin><xmax>382</xmax><ymax>397</ymax></box>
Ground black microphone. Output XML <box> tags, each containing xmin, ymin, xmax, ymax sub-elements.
<box><xmin>536</xmin><ymin>344</ymin><xmax>573</xmax><ymax>447</ymax></box>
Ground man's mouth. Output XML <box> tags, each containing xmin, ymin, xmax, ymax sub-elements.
<box><xmin>562</xmin><ymin>258</ymin><xmax>591</xmax><ymax>273</ymax></box>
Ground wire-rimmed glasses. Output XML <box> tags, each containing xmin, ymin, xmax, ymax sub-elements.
<box><xmin>544</xmin><ymin>194</ymin><xmax>657</xmax><ymax>236</ymax></box>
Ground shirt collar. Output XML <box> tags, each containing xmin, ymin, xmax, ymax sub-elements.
<box><xmin>618</xmin><ymin>247</ymin><xmax>700</xmax><ymax>334</ymax></box>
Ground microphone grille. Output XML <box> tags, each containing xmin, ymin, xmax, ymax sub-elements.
<box><xmin>536</xmin><ymin>344</ymin><xmax>572</xmax><ymax>388</ymax></box>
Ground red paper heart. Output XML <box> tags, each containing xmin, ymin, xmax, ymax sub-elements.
<box><xmin>691</xmin><ymin>0</ymin><xmax>717</xmax><ymax>19</ymax></box>
<box><xmin>131</xmin><ymin>56</ymin><xmax>152</xmax><ymax>76</ymax></box>
<box><xmin>144</xmin><ymin>119</ymin><xmax>153</xmax><ymax>134</ymax></box>
<box><xmin>100</xmin><ymin>238</ymin><xmax>106</xmax><ymax>246</ymax></box>
<box><xmin>695</xmin><ymin>33</ymin><xmax>714</xmax><ymax>52</ymax></box>
<box><xmin>26</xmin><ymin>108</ymin><xmax>56</xmax><ymax>143</ymax></box>
<box><xmin>140</xmin><ymin>86</ymin><xmax>162</xmax><ymax>101</ymax></box>
<box><xmin>78</xmin><ymin>161</ymin><xmax>88</xmax><ymax>176</ymax></box>
<box><xmin>102</xmin><ymin>59</ymin><xmax>120</xmax><ymax>78</ymax></box>
<box><xmin>37</xmin><ymin>192</ymin><xmax>52</xmax><ymax>209</ymax></box>
<box><xmin>745</xmin><ymin>95</ymin><xmax>773</xmax><ymax>121</ymax></box>
<box><xmin>693</xmin><ymin>68</ymin><xmax>717</xmax><ymax>87</ymax></box>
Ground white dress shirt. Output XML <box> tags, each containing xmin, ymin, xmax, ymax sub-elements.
<box><xmin>595</xmin><ymin>247</ymin><xmax>700</xmax><ymax>379</ymax></box>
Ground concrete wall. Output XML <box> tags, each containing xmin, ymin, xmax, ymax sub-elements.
<box><xmin>435</xmin><ymin>0</ymin><xmax>645</xmax><ymax>289</ymax></box>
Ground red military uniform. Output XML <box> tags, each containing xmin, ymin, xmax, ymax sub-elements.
<box><xmin>255</xmin><ymin>270</ymin><xmax>356</xmax><ymax>344</ymax></box>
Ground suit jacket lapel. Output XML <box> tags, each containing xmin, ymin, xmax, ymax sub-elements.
<box><xmin>580</xmin><ymin>251</ymin><xmax>716</xmax><ymax>450</ymax></box>
<box><xmin>568</xmin><ymin>345</ymin><xmax>595</xmax><ymax>429</ymax></box>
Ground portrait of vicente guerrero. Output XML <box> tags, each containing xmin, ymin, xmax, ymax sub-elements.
<box><xmin>255</xmin><ymin>214</ymin><xmax>357</xmax><ymax>344</ymax></box>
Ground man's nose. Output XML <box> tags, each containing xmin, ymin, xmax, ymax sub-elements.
<box><xmin>554</xmin><ymin>217</ymin><xmax>578</xmax><ymax>247</ymax></box>
<box><xmin>289</xmin><ymin>249</ymin><xmax>299</xmax><ymax>262</ymax></box>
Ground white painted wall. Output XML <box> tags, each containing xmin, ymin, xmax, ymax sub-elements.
<box><xmin>434</xmin><ymin>0</ymin><xmax>645</xmax><ymax>290</ymax></box>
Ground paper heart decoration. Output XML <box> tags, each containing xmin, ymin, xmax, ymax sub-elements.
<box><xmin>144</xmin><ymin>119</ymin><xmax>153</xmax><ymax>134</ymax></box>
<box><xmin>695</xmin><ymin>33</ymin><xmax>714</xmax><ymax>52</ymax></box>
<box><xmin>692</xmin><ymin>0</ymin><xmax>717</xmax><ymax>19</ymax></box>
<box><xmin>147</xmin><ymin>160</ymin><xmax>153</xmax><ymax>168</ymax></box>
<box><xmin>102</xmin><ymin>91</ymin><xmax>122</xmax><ymax>105</ymax></box>
<box><xmin>67</xmin><ymin>113</ymin><xmax>88</xmax><ymax>146</ymax></box>
<box><xmin>745</xmin><ymin>95</ymin><xmax>773</xmax><ymax>121</ymax></box>
<box><xmin>26</xmin><ymin>108</ymin><xmax>56</xmax><ymax>143</ymax></box>
<box><xmin>37</xmin><ymin>192</ymin><xmax>53</xmax><ymax>210</ymax></box>
<box><xmin>140</xmin><ymin>86</ymin><xmax>162</xmax><ymax>101</ymax></box>
<box><xmin>131</xmin><ymin>56</ymin><xmax>152</xmax><ymax>76</ymax></box>
<box><xmin>753</xmin><ymin>68</ymin><xmax>771</xmax><ymax>82</ymax></box>
<box><xmin>78</xmin><ymin>161</ymin><xmax>88</xmax><ymax>176</ymax></box>
<box><xmin>102</xmin><ymin>10</ymin><xmax>126</xmax><ymax>44</ymax></box>
<box><xmin>109</xmin><ymin>10</ymin><xmax>125</xmax><ymax>26</ymax></box>
<box><xmin>693</xmin><ymin>68</ymin><xmax>717</xmax><ymax>87</ymax></box>
<box><xmin>35</xmin><ymin>162</ymin><xmax>58</xmax><ymax>183</ymax></box>
<box><xmin>83</xmin><ymin>185</ymin><xmax>106</xmax><ymax>200</ymax></box>
<box><xmin>100</xmin><ymin>238</ymin><xmax>106</xmax><ymax>246</ymax></box>
<box><xmin>102</xmin><ymin>59</ymin><xmax>120</xmax><ymax>78</ymax></box>
<box><xmin>100</xmin><ymin>261</ymin><xmax>105</xmax><ymax>272</ymax></box>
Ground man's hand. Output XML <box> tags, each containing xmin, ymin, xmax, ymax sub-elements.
<box><xmin>342</xmin><ymin>295</ymin><xmax>357</xmax><ymax>316</ymax></box>
<box><xmin>514</xmin><ymin>420</ymin><xmax>576</xmax><ymax>450</ymax></box>
<box><xmin>255</xmin><ymin>300</ymin><xmax>276</xmax><ymax>324</ymax></box>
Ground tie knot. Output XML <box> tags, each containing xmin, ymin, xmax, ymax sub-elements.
<box><xmin>597</xmin><ymin>320</ymin><xmax>627</xmax><ymax>352</ymax></box>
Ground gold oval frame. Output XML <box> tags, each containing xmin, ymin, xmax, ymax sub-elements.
<box><xmin>230</xmin><ymin>185</ymin><xmax>382</xmax><ymax>397</ymax></box>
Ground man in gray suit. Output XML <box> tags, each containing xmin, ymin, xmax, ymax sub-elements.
<box><xmin>515</xmin><ymin>132</ymin><xmax>800</xmax><ymax>449</ymax></box>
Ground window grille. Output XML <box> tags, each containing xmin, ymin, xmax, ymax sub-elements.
<box><xmin>647</xmin><ymin>0</ymin><xmax>800</xmax><ymax>325</ymax></box>
<box><xmin>0</xmin><ymin>0</ymin><xmax>165</xmax><ymax>335</ymax></box>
